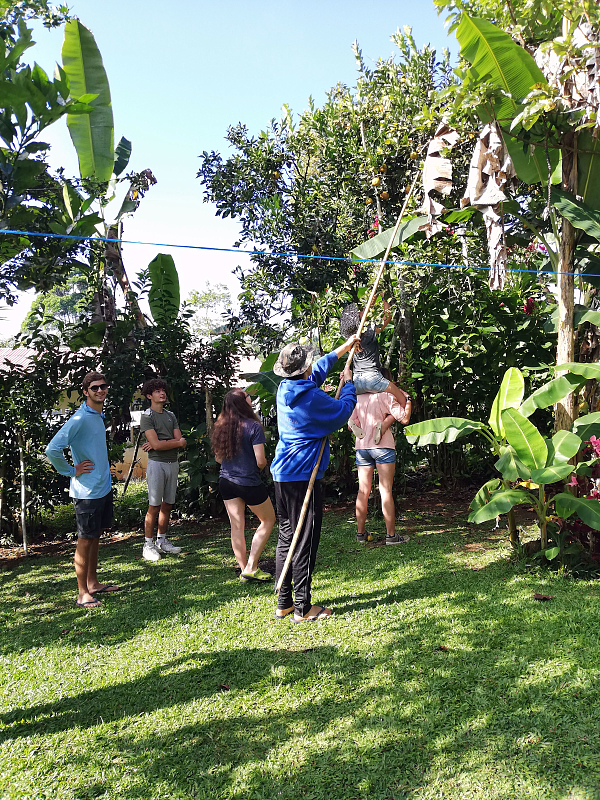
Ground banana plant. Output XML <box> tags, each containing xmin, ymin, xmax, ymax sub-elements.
<box><xmin>405</xmin><ymin>367</ymin><xmax>600</xmax><ymax>551</ymax></box>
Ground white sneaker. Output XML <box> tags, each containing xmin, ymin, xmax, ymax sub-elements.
<box><xmin>156</xmin><ymin>538</ymin><xmax>182</xmax><ymax>554</ymax></box>
<box><xmin>143</xmin><ymin>541</ymin><xmax>162</xmax><ymax>561</ymax></box>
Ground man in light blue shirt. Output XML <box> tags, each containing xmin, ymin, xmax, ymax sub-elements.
<box><xmin>46</xmin><ymin>371</ymin><xmax>120</xmax><ymax>608</ymax></box>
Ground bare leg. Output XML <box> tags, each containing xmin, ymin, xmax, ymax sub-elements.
<box><xmin>145</xmin><ymin>505</ymin><xmax>160</xmax><ymax>537</ymax></box>
<box><xmin>384</xmin><ymin>381</ymin><xmax>407</xmax><ymax>405</ymax></box>
<box><xmin>74</xmin><ymin>537</ymin><xmax>100</xmax><ymax>605</ymax></box>
<box><xmin>245</xmin><ymin>497</ymin><xmax>276</xmax><ymax>573</ymax></box>
<box><xmin>86</xmin><ymin>537</ymin><xmax>101</xmax><ymax>591</ymax></box>
<box><xmin>377</xmin><ymin>462</ymin><xmax>396</xmax><ymax>537</ymax></box>
<box><xmin>224</xmin><ymin>497</ymin><xmax>248</xmax><ymax>570</ymax></box>
<box><xmin>356</xmin><ymin>466</ymin><xmax>374</xmax><ymax>534</ymax></box>
<box><xmin>157</xmin><ymin>502</ymin><xmax>173</xmax><ymax>535</ymax></box>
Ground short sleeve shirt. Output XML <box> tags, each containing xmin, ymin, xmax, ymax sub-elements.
<box><xmin>219</xmin><ymin>420</ymin><xmax>266</xmax><ymax>486</ymax></box>
<box><xmin>140</xmin><ymin>409</ymin><xmax>179</xmax><ymax>462</ymax></box>
<box><xmin>353</xmin><ymin>325</ymin><xmax>381</xmax><ymax>374</ymax></box>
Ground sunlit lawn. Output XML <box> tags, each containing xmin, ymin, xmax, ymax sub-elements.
<box><xmin>1</xmin><ymin>499</ymin><xmax>600</xmax><ymax>799</ymax></box>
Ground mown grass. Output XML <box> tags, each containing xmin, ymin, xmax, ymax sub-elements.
<box><xmin>1</xmin><ymin>501</ymin><xmax>600</xmax><ymax>800</ymax></box>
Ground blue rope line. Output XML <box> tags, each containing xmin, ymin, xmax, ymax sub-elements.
<box><xmin>0</xmin><ymin>227</ymin><xmax>596</xmax><ymax>279</ymax></box>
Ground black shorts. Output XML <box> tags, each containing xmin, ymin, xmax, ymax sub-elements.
<box><xmin>219</xmin><ymin>478</ymin><xmax>269</xmax><ymax>506</ymax></box>
<box><xmin>74</xmin><ymin>491</ymin><xmax>114</xmax><ymax>538</ymax></box>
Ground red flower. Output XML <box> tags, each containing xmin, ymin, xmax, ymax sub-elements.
<box><xmin>523</xmin><ymin>298</ymin><xmax>537</xmax><ymax>315</ymax></box>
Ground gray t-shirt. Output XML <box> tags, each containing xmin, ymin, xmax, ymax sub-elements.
<box><xmin>353</xmin><ymin>325</ymin><xmax>381</xmax><ymax>375</ymax></box>
<box><xmin>140</xmin><ymin>408</ymin><xmax>180</xmax><ymax>462</ymax></box>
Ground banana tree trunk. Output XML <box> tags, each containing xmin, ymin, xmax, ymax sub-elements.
<box><xmin>105</xmin><ymin>226</ymin><xmax>146</xmax><ymax>328</ymax></box>
<box><xmin>555</xmin><ymin>132</ymin><xmax>577</xmax><ymax>433</ymax></box>
<box><xmin>16</xmin><ymin>431</ymin><xmax>28</xmax><ymax>556</ymax></box>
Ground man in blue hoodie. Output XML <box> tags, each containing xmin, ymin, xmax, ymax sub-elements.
<box><xmin>271</xmin><ymin>335</ymin><xmax>358</xmax><ymax>622</ymax></box>
<box><xmin>46</xmin><ymin>371</ymin><xmax>120</xmax><ymax>609</ymax></box>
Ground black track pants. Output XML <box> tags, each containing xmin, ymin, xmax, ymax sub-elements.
<box><xmin>274</xmin><ymin>479</ymin><xmax>323</xmax><ymax>617</ymax></box>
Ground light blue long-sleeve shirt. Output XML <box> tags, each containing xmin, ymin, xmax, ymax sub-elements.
<box><xmin>45</xmin><ymin>402</ymin><xmax>112</xmax><ymax>499</ymax></box>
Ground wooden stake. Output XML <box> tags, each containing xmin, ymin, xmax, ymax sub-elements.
<box><xmin>275</xmin><ymin>172</ymin><xmax>421</xmax><ymax>594</ymax></box>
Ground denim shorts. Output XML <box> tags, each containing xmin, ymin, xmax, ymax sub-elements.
<box><xmin>356</xmin><ymin>448</ymin><xmax>396</xmax><ymax>467</ymax></box>
<box><xmin>74</xmin><ymin>491</ymin><xmax>114</xmax><ymax>538</ymax></box>
<box><xmin>354</xmin><ymin>371</ymin><xmax>390</xmax><ymax>395</ymax></box>
<box><xmin>146</xmin><ymin>459</ymin><xmax>179</xmax><ymax>505</ymax></box>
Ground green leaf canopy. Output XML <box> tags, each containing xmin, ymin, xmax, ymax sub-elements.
<box><xmin>62</xmin><ymin>20</ymin><xmax>114</xmax><ymax>182</ymax></box>
<box><xmin>455</xmin><ymin>14</ymin><xmax>559</xmax><ymax>185</ymax></box>
<box><xmin>494</xmin><ymin>446</ymin><xmax>530</xmax><ymax>481</ymax></box>
<box><xmin>572</xmin><ymin>411</ymin><xmax>600</xmax><ymax>444</ymax></box>
<box><xmin>501</xmin><ymin>408</ymin><xmax>547</xmax><ymax>470</ymax></box>
<box><xmin>488</xmin><ymin>367</ymin><xmax>524</xmax><ymax>437</ymax></box>
<box><xmin>529</xmin><ymin>464</ymin><xmax>574</xmax><ymax>485</ymax></box>
<box><xmin>404</xmin><ymin>417</ymin><xmax>485</xmax><ymax>446</ymax></box>
<box><xmin>148</xmin><ymin>253</ymin><xmax>180</xmax><ymax>325</ymax></box>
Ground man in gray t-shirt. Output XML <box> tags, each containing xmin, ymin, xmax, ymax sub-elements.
<box><xmin>139</xmin><ymin>378</ymin><xmax>187</xmax><ymax>561</ymax></box>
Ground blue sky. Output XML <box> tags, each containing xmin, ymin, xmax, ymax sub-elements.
<box><xmin>2</xmin><ymin>0</ymin><xmax>453</xmax><ymax>335</ymax></box>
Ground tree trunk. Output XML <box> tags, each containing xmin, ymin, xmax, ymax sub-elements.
<box><xmin>555</xmin><ymin>131</ymin><xmax>577</xmax><ymax>433</ymax></box>
<box><xmin>205</xmin><ymin>384</ymin><xmax>214</xmax><ymax>436</ymax></box>
<box><xmin>16</xmin><ymin>431</ymin><xmax>28</xmax><ymax>556</ymax></box>
<box><xmin>105</xmin><ymin>225</ymin><xmax>146</xmax><ymax>329</ymax></box>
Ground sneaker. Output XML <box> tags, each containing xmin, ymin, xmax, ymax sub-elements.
<box><xmin>240</xmin><ymin>567</ymin><xmax>273</xmax><ymax>582</ymax></box>
<box><xmin>357</xmin><ymin>531</ymin><xmax>374</xmax><ymax>542</ymax></box>
<box><xmin>143</xmin><ymin>541</ymin><xmax>162</xmax><ymax>561</ymax></box>
<box><xmin>386</xmin><ymin>534</ymin><xmax>410</xmax><ymax>545</ymax></box>
<box><xmin>156</xmin><ymin>538</ymin><xmax>182</xmax><ymax>554</ymax></box>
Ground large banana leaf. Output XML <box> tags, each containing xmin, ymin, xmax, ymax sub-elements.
<box><xmin>488</xmin><ymin>367</ymin><xmax>524</xmax><ymax>437</ymax></box>
<box><xmin>148</xmin><ymin>253</ymin><xmax>180</xmax><ymax>325</ymax></box>
<box><xmin>469</xmin><ymin>478</ymin><xmax>501</xmax><ymax>511</ymax></box>
<box><xmin>572</xmin><ymin>411</ymin><xmax>600</xmax><ymax>443</ymax></box>
<box><xmin>241</xmin><ymin>370</ymin><xmax>282</xmax><ymax>397</ymax></box>
<box><xmin>468</xmin><ymin>489</ymin><xmax>531</xmax><ymax>524</ymax></box>
<box><xmin>404</xmin><ymin>417</ymin><xmax>485</xmax><ymax>446</ymax></box>
<box><xmin>551</xmin><ymin>187</ymin><xmax>600</xmax><ymax>242</ymax></box>
<box><xmin>577</xmin><ymin>129</ymin><xmax>600</xmax><ymax>211</ymax></box>
<box><xmin>555</xmin><ymin>362</ymin><xmax>600</xmax><ymax>380</ymax></box>
<box><xmin>456</xmin><ymin>15</ymin><xmax>559</xmax><ymax>185</ymax></box>
<box><xmin>494</xmin><ymin>446</ymin><xmax>530</xmax><ymax>481</ymax></box>
<box><xmin>554</xmin><ymin>493</ymin><xmax>600</xmax><ymax>530</ymax></box>
<box><xmin>62</xmin><ymin>20</ymin><xmax>114</xmax><ymax>182</ymax></box>
<box><xmin>544</xmin><ymin>304</ymin><xmax>600</xmax><ymax>333</ymax></box>
<box><xmin>501</xmin><ymin>408</ymin><xmax>547</xmax><ymax>469</ymax></box>
<box><xmin>113</xmin><ymin>136</ymin><xmax>132</xmax><ymax>177</ymax></box>
<box><xmin>529</xmin><ymin>464</ymin><xmax>574</xmax><ymax>485</ymax></box>
<box><xmin>350</xmin><ymin>216</ymin><xmax>427</xmax><ymax>261</ymax></box>
<box><xmin>546</xmin><ymin>430</ymin><xmax>582</xmax><ymax>465</ymax></box>
<box><xmin>519</xmin><ymin>374</ymin><xmax>584</xmax><ymax>418</ymax></box>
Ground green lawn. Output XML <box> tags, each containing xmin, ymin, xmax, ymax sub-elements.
<box><xmin>1</xmin><ymin>502</ymin><xmax>600</xmax><ymax>800</ymax></box>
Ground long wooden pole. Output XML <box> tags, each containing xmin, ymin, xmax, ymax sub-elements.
<box><xmin>275</xmin><ymin>172</ymin><xmax>420</xmax><ymax>594</ymax></box>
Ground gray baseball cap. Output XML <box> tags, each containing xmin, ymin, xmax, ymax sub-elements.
<box><xmin>273</xmin><ymin>343</ymin><xmax>314</xmax><ymax>378</ymax></box>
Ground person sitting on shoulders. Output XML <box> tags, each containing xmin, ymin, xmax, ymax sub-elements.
<box><xmin>348</xmin><ymin>369</ymin><xmax>412</xmax><ymax>545</ymax></box>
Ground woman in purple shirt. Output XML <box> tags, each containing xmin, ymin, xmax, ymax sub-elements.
<box><xmin>212</xmin><ymin>389</ymin><xmax>275</xmax><ymax>582</ymax></box>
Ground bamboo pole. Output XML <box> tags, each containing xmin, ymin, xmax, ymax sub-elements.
<box><xmin>275</xmin><ymin>172</ymin><xmax>421</xmax><ymax>594</ymax></box>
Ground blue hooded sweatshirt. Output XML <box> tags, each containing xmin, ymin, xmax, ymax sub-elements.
<box><xmin>45</xmin><ymin>402</ymin><xmax>112</xmax><ymax>499</ymax></box>
<box><xmin>270</xmin><ymin>351</ymin><xmax>357</xmax><ymax>482</ymax></box>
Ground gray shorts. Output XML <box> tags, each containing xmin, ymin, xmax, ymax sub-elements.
<box><xmin>146</xmin><ymin>460</ymin><xmax>179</xmax><ymax>505</ymax></box>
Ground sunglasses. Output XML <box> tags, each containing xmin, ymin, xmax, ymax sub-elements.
<box><xmin>88</xmin><ymin>383</ymin><xmax>109</xmax><ymax>392</ymax></box>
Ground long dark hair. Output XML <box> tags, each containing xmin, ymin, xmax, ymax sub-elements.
<box><xmin>211</xmin><ymin>389</ymin><xmax>263</xmax><ymax>461</ymax></box>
